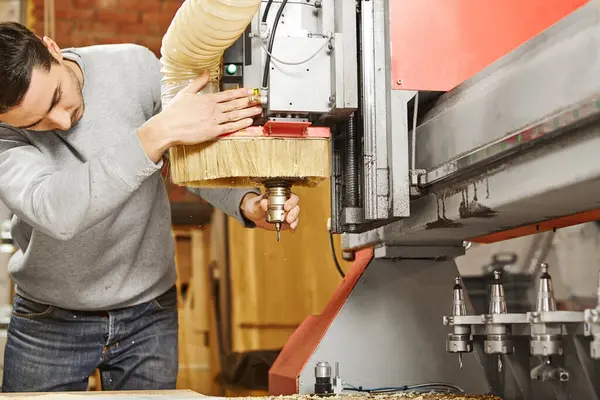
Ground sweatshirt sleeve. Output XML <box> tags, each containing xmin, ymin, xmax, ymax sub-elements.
<box><xmin>187</xmin><ymin>187</ymin><xmax>261</xmax><ymax>228</ymax></box>
<box><xmin>0</xmin><ymin>126</ymin><xmax>161</xmax><ymax>240</ymax></box>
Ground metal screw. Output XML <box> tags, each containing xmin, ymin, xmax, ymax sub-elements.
<box><xmin>396</xmin><ymin>79</ymin><xmax>402</xmax><ymax>85</ymax></box>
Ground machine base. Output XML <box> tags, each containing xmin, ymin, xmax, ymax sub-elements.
<box><xmin>269</xmin><ymin>246</ymin><xmax>600</xmax><ymax>400</ymax></box>
<box><xmin>269</xmin><ymin>247</ymin><xmax>490</xmax><ymax>395</ymax></box>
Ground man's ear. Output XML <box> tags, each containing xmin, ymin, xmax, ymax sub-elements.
<box><xmin>42</xmin><ymin>36</ymin><xmax>63</xmax><ymax>61</ymax></box>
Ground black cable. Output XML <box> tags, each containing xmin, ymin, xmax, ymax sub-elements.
<box><xmin>344</xmin><ymin>383</ymin><xmax>464</xmax><ymax>394</ymax></box>
<box><xmin>262</xmin><ymin>1</ymin><xmax>314</xmax><ymax>23</ymax></box>
<box><xmin>329</xmin><ymin>231</ymin><xmax>345</xmax><ymax>279</ymax></box>
<box><xmin>261</xmin><ymin>0</ymin><xmax>274</xmax><ymax>22</ymax></box>
<box><xmin>261</xmin><ymin>0</ymin><xmax>289</xmax><ymax>88</ymax></box>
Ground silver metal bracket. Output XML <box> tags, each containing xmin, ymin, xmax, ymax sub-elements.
<box><xmin>409</xmin><ymin>169</ymin><xmax>427</xmax><ymax>198</ymax></box>
<box><xmin>528</xmin><ymin>311</ymin><xmax>584</xmax><ymax>324</ymax></box>
<box><xmin>410</xmin><ymin>169</ymin><xmax>427</xmax><ymax>186</ymax></box>
<box><xmin>583</xmin><ymin>308</ymin><xmax>600</xmax><ymax>358</ymax></box>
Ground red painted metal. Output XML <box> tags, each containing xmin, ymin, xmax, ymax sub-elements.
<box><xmin>219</xmin><ymin>125</ymin><xmax>330</xmax><ymax>139</ymax></box>
<box><xmin>263</xmin><ymin>120</ymin><xmax>312</xmax><ymax>137</ymax></box>
<box><xmin>390</xmin><ymin>0</ymin><xmax>589</xmax><ymax>91</ymax></box>
<box><xmin>472</xmin><ymin>209</ymin><xmax>600</xmax><ymax>244</ymax></box>
<box><xmin>268</xmin><ymin>248</ymin><xmax>374</xmax><ymax>395</ymax></box>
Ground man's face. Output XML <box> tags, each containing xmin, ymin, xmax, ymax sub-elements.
<box><xmin>0</xmin><ymin>37</ymin><xmax>84</xmax><ymax>132</ymax></box>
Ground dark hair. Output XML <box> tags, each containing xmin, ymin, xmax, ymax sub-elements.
<box><xmin>0</xmin><ymin>22</ymin><xmax>58</xmax><ymax>113</ymax></box>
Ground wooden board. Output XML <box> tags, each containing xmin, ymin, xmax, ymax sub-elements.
<box><xmin>0</xmin><ymin>393</ymin><xmax>501</xmax><ymax>399</ymax></box>
<box><xmin>0</xmin><ymin>392</ymin><xmax>502</xmax><ymax>400</ymax></box>
<box><xmin>0</xmin><ymin>390</ymin><xmax>202</xmax><ymax>398</ymax></box>
<box><xmin>174</xmin><ymin>228</ymin><xmax>215</xmax><ymax>395</ymax></box>
<box><xmin>227</xmin><ymin>178</ymin><xmax>352</xmax><ymax>352</ymax></box>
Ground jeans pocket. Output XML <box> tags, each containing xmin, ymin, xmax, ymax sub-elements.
<box><xmin>151</xmin><ymin>286</ymin><xmax>178</xmax><ymax>311</ymax></box>
<box><xmin>12</xmin><ymin>294</ymin><xmax>54</xmax><ymax>319</ymax></box>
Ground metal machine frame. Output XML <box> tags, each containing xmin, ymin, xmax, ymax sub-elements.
<box><xmin>222</xmin><ymin>1</ymin><xmax>600</xmax><ymax>399</ymax></box>
<box><xmin>343</xmin><ymin>1</ymin><xmax>600</xmax><ymax>250</ymax></box>
<box><xmin>270</xmin><ymin>247</ymin><xmax>600</xmax><ymax>400</ymax></box>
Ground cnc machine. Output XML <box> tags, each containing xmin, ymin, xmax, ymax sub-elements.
<box><xmin>221</xmin><ymin>1</ymin><xmax>600</xmax><ymax>399</ymax></box>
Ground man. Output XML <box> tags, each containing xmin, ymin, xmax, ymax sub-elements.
<box><xmin>0</xmin><ymin>22</ymin><xmax>300</xmax><ymax>392</ymax></box>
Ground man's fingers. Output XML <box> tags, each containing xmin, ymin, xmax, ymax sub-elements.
<box><xmin>286</xmin><ymin>205</ymin><xmax>300</xmax><ymax>224</ymax></box>
<box><xmin>183</xmin><ymin>72</ymin><xmax>210</xmax><ymax>94</ymax></box>
<box><xmin>290</xmin><ymin>218</ymin><xmax>298</xmax><ymax>232</ymax></box>
<box><xmin>219</xmin><ymin>96</ymin><xmax>260</xmax><ymax>113</ymax></box>
<box><xmin>284</xmin><ymin>194</ymin><xmax>300</xmax><ymax>211</ymax></box>
<box><xmin>260</xmin><ymin>198</ymin><xmax>268</xmax><ymax>212</ymax></box>
<box><xmin>219</xmin><ymin>118</ymin><xmax>255</xmax><ymax>135</ymax></box>
<box><xmin>212</xmin><ymin>87</ymin><xmax>256</xmax><ymax>103</ymax></box>
<box><xmin>218</xmin><ymin>106</ymin><xmax>262</xmax><ymax>124</ymax></box>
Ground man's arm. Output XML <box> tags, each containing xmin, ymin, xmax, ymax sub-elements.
<box><xmin>187</xmin><ymin>187</ymin><xmax>260</xmax><ymax>228</ymax></box>
<box><xmin>188</xmin><ymin>186</ymin><xmax>301</xmax><ymax>232</ymax></box>
<box><xmin>0</xmin><ymin>126</ymin><xmax>162</xmax><ymax>240</ymax></box>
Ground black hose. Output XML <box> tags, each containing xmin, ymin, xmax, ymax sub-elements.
<box><xmin>329</xmin><ymin>231</ymin><xmax>345</xmax><ymax>279</ymax></box>
<box><xmin>261</xmin><ymin>0</ymin><xmax>289</xmax><ymax>88</ymax></box>
<box><xmin>261</xmin><ymin>0</ymin><xmax>274</xmax><ymax>22</ymax></box>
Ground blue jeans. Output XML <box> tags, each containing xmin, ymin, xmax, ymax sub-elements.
<box><xmin>1</xmin><ymin>286</ymin><xmax>178</xmax><ymax>392</ymax></box>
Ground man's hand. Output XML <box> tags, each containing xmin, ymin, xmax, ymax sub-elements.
<box><xmin>138</xmin><ymin>72</ymin><xmax>263</xmax><ymax>162</ymax></box>
<box><xmin>240</xmin><ymin>192</ymin><xmax>300</xmax><ymax>232</ymax></box>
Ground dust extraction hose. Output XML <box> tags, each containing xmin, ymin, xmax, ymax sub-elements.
<box><xmin>158</xmin><ymin>0</ymin><xmax>330</xmax><ymax>190</ymax></box>
<box><xmin>159</xmin><ymin>0</ymin><xmax>261</xmax><ymax>106</ymax></box>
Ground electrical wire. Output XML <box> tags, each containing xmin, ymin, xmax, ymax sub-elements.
<box><xmin>329</xmin><ymin>231</ymin><xmax>345</xmax><ymax>279</ymax></box>
<box><xmin>261</xmin><ymin>0</ymin><xmax>274</xmax><ymax>22</ymax></box>
<box><xmin>262</xmin><ymin>0</ymin><xmax>316</xmax><ymax>22</ymax></box>
<box><xmin>344</xmin><ymin>383</ymin><xmax>465</xmax><ymax>394</ymax></box>
<box><xmin>261</xmin><ymin>0</ymin><xmax>289</xmax><ymax>88</ymax></box>
<box><xmin>258</xmin><ymin>35</ymin><xmax>331</xmax><ymax>66</ymax></box>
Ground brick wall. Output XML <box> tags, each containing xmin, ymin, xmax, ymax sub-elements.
<box><xmin>30</xmin><ymin>0</ymin><xmax>183</xmax><ymax>56</ymax></box>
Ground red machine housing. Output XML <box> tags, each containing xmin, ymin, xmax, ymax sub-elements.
<box><xmin>390</xmin><ymin>0</ymin><xmax>588</xmax><ymax>91</ymax></box>
<box><xmin>268</xmin><ymin>0</ymin><xmax>588</xmax><ymax>395</ymax></box>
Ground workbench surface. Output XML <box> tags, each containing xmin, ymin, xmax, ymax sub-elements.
<box><xmin>0</xmin><ymin>392</ymin><xmax>503</xmax><ymax>400</ymax></box>
<box><xmin>0</xmin><ymin>390</ymin><xmax>203</xmax><ymax>398</ymax></box>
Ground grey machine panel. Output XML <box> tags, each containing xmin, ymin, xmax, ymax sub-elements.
<box><xmin>360</xmin><ymin>0</ymin><xmax>410</xmax><ymax>222</ymax></box>
<box><xmin>343</xmin><ymin>2</ymin><xmax>600</xmax><ymax>250</ymax></box>
<box><xmin>269</xmin><ymin>37</ymin><xmax>332</xmax><ymax>114</ymax></box>
<box><xmin>297</xmin><ymin>255</ymin><xmax>491</xmax><ymax>395</ymax></box>
<box><xmin>331</xmin><ymin>0</ymin><xmax>411</xmax><ymax>235</ymax></box>
<box><xmin>244</xmin><ymin>0</ymin><xmax>339</xmax><ymax>117</ymax></box>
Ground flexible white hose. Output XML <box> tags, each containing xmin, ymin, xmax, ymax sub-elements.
<box><xmin>159</xmin><ymin>0</ymin><xmax>260</xmax><ymax>106</ymax></box>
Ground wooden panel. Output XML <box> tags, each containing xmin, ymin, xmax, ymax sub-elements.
<box><xmin>174</xmin><ymin>235</ymin><xmax>192</xmax><ymax>285</ymax></box>
<box><xmin>0</xmin><ymin>0</ymin><xmax>23</xmax><ymax>23</ymax></box>
<box><xmin>207</xmin><ymin>209</ymin><xmax>227</xmax><ymax>395</ymax></box>
<box><xmin>227</xmin><ymin>178</ymin><xmax>351</xmax><ymax>352</ymax></box>
<box><xmin>175</xmin><ymin>228</ymin><xmax>215</xmax><ymax>395</ymax></box>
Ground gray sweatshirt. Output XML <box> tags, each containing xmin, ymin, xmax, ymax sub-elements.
<box><xmin>0</xmin><ymin>44</ymin><xmax>257</xmax><ymax>311</ymax></box>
